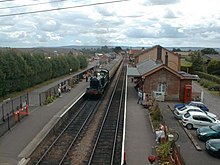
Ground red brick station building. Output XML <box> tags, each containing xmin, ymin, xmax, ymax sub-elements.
<box><xmin>127</xmin><ymin>45</ymin><xmax>199</xmax><ymax>102</ymax></box>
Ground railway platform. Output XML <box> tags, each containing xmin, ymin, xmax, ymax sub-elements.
<box><xmin>125</xmin><ymin>79</ymin><xmax>156</xmax><ymax>165</ymax></box>
<box><xmin>0</xmin><ymin>80</ymin><xmax>89</xmax><ymax>165</ymax></box>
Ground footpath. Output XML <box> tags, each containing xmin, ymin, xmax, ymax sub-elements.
<box><xmin>0</xmin><ymin>80</ymin><xmax>89</xmax><ymax>165</ymax></box>
<box><xmin>125</xmin><ymin>79</ymin><xmax>156</xmax><ymax>164</ymax></box>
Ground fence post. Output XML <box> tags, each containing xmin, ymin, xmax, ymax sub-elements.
<box><xmin>39</xmin><ymin>93</ymin><xmax>42</xmax><ymax>106</ymax></box>
<box><xmin>201</xmin><ymin>90</ymin><xmax>204</xmax><ymax>103</ymax></box>
<box><xmin>27</xmin><ymin>92</ymin><xmax>29</xmax><ymax>105</ymax></box>
<box><xmin>20</xmin><ymin>96</ymin><xmax>22</xmax><ymax>107</ymax></box>
<box><xmin>2</xmin><ymin>104</ymin><xmax>5</xmax><ymax>122</ymax></box>
<box><xmin>7</xmin><ymin>113</ymin><xmax>10</xmax><ymax>130</ymax></box>
<box><xmin>11</xmin><ymin>100</ymin><xmax>13</xmax><ymax>113</ymax></box>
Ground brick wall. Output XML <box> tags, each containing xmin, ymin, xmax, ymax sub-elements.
<box><xmin>143</xmin><ymin>69</ymin><xmax>181</xmax><ymax>101</ymax></box>
<box><xmin>136</xmin><ymin>46</ymin><xmax>180</xmax><ymax>71</ymax></box>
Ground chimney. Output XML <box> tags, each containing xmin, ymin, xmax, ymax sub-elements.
<box><xmin>156</xmin><ymin>45</ymin><xmax>162</xmax><ymax>63</ymax></box>
<box><xmin>165</xmin><ymin>52</ymin><xmax>168</xmax><ymax>66</ymax></box>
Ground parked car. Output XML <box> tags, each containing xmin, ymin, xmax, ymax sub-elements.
<box><xmin>208</xmin><ymin>85</ymin><xmax>220</xmax><ymax>91</ymax></box>
<box><xmin>197</xmin><ymin>124</ymin><xmax>220</xmax><ymax>141</ymax></box>
<box><xmin>174</xmin><ymin>105</ymin><xmax>216</xmax><ymax>119</ymax></box>
<box><xmin>174</xmin><ymin>101</ymin><xmax>209</xmax><ymax>112</ymax></box>
<box><xmin>205</xmin><ymin>139</ymin><xmax>220</xmax><ymax>158</ymax></box>
<box><xmin>181</xmin><ymin>111</ymin><xmax>220</xmax><ymax>130</ymax></box>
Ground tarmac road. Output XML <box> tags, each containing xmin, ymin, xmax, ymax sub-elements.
<box><xmin>158</xmin><ymin>81</ymin><xmax>220</xmax><ymax>165</ymax></box>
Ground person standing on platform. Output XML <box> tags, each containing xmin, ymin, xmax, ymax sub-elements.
<box><xmin>137</xmin><ymin>89</ymin><xmax>143</xmax><ymax>104</ymax></box>
<box><xmin>58</xmin><ymin>86</ymin><xmax>61</xmax><ymax>97</ymax></box>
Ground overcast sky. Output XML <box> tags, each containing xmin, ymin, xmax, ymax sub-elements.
<box><xmin>0</xmin><ymin>0</ymin><xmax>220</xmax><ymax>48</ymax></box>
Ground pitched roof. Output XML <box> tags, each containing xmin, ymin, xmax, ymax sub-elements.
<box><xmin>136</xmin><ymin>58</ymin><xmax>162</xmax><ymax>75</ymax></box>
<box><xmin>203</xmin><ymin>54</ymin><xmax>220</xmax><ymax>61</ymax></box>
<box><xmin>127</xmin><ymin>67</ymin><xmax>140</xmax><ymax>77</ymax></box>
<box><xmin>127</xmin><ymin>58</ymin><xmax>199</xmax><ymax>80</ymax></box>
<box><xmin>127</xmin><ymin>58</ymin><xmax>162</xmax><ymax>77</ymax></box>
<box><xmin>128</xmin><ymin>49</ymin><xmax>143</xmax><ymax>55</ymax></box>
<box><xmin>134</xmin><ymin>45</ymin><xmax>180</xmax><ymax>58</ymax></box>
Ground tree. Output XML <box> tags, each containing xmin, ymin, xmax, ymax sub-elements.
<box><xmin>190</xmin><ymin>51</ymin><xmax>204</xmax><ymax>72</ymax></box>
<box><xmin>172</xmin><ymin>48</ymin><xmax>182</xmax><ymax>52</ymax></box>
<box><xmin>114</xmin><ymin>46</ymin><xmax>122</xmax><ymax>53</ymax></box>
<box><xmin>207</xmin><ymin>59</ymin><xmax>220</xmax><ymax>75</ymax></box>
<box><xmin>201</xmin><ymin>48</ymin><xmax>219</xmax><ymax>55</ymax></box>
<box><xmin>77</xmin><ymin>55</ymin><xmax>88</xmax><ymax>69</ymax></box>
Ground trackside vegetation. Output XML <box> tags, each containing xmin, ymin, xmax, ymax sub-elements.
<box><xmin>0</xmin><ymin>48</ymin><xmax>88</xmax><ymax>97</ymax></box>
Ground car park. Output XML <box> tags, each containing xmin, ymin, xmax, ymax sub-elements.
<box><xmin>174</xmin><ymin>101</ymin><xmax>209</xmax><ymax>112</ymax></box>
<box><xmin>174</xmin><ymin>105</ymin><xmax>217</xmax><ymax>119</ymax></box>
<box><xmin>205</xmin><ymin>139</ymin><xmax>220</xmax><ymax>158</ymax></box>
<box><xmin>181</xmin><ymin>111</ymin><xmax>220</xmax><ymax>130</ymax></box>
<box><xmin>197</xmin><ymin>124</ymin><xmax>220</xmax><ymax>141</ymax></box>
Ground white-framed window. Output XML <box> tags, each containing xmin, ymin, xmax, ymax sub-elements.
<box><xmin>157</xmin><ymin>82</ymin><xmax>167</xmax><ymax>92</ymax></box>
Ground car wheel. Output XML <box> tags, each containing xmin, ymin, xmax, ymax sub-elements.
<box><xmin>186</xmin><ymin>123</ymin><xmax>193</xmax><ymax>130</ymax></box>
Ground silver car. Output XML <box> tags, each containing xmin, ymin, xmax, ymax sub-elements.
<box><xmin>181</xmin><ymin>111</ymin><xmax>220</xmax><ymax>130</ymax></box>
<box><xmin>174</xmin><ymin>105</ymin><xmax>217</xmax><ymax>119</ymax></box>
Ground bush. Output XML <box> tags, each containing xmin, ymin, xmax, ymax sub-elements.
<box><xmin>150</xmin><ymin>107</ymin><xmax>162</xmax><ymax>129</ymax></box>
<box><xmin>199</xmin><ymin>78</ymin><xmax>218</xmax><ymax>89</ymax></box>
<box><xmin>157</xmin><ymin>141</ymin><xmax>172</xmax><ymax>159</ymax></box>
<box><xmin>195</xmin><ymin>71</ymin><xmax>220</xmax><ymax>84</ymax></box>
<box><xmin>44</xmin><ymin>96</ymin><xmax>56</xmax><ymax>105</ymax></box>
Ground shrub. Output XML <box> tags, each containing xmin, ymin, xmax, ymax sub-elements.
<box><xmin>44</xmin><ymin>95</ymin><xmax>56</xmax><ymax>105</ymax></box>
<box><xmin>199</xmin><ymin>78</ymin><xmax>218</xmax><ymax>89</ymax></box>
<box><xmin>157</xmin><ymin>141</ymin><xmax>172</xmax><ymax>159</ymax></box>
<box><xmin>195</xmin><ymin>71</ymin><xmax>220</xmax><ymax>84</ymax></box>
<box><xmin>150</xmin><ymin>107</ymin><xmax>162</xmax><ymax>129</ymax></box>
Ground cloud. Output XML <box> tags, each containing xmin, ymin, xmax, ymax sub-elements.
<box><xmin>0</xmin><ymin>0</ymin><xmax>220</xmax><ymax>47</ymax></box>
<box><xmin>148</xmin><ymin>0</ymin><xmax>180</xmax><ymax>5</ymax></box>
<box><xmin>38</xmin><ymin>19</ymin><xmax>60</xmax><ymax>32</ymax></box>
<box><xmin>96</xmin><ymin>7</ymin><xmax>115</xmax><ymax>17</ymax></box>
<box><xmin>164</xmin><ymin>8</ymin><xmax>178</xmax><ymax>18</ymax></box>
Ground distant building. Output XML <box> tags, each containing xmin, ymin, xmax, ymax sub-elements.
<box><xmin>133</xmin><ymin>45</ymin><xmax>181</xmax><ymax>71</ymax></box>
<box><xmin>203</xmin><ymin>54</ymin><xmax>220</xmax><ymax>62</ymax></box>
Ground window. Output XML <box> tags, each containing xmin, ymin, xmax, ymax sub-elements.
<box><xmin>188</xmin><ymin>109</ymin><xmax>200</xmax><ymax>113</ymax></box>
<box><xmin>199</xmin><ymin>116</ymin><xmax>212</xmax><ymax>123</ymax></box>
<box><xmin>157</xmin><ymin>82</ymin><xmax>167</xmax><ymax>92</ymax></box>
<box><xmin>193</xmin><ymin>116</ymin><xmax>200</xmax><ymax>120</ymax></box>
<box><xmin>184</xmin><ymin>113</ymin><xmax>190</xmax><ymax>118</ymax></box>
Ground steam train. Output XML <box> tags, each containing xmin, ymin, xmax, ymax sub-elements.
<box><xmin>85</xmin><ymin>68</ymin><xmax>110</xmax><ymax>98</ymax></box>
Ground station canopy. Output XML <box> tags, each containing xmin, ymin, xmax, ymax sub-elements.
<box><xmin>127</xmin><ymin>59</ymin><xmax>162</xmax><ymax>77</ymax></box>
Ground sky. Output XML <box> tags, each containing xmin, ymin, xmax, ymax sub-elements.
<box><xmin>0</xmin><ymin>0</ymin><xmax>220</xmax><ymax>48</ymax></box>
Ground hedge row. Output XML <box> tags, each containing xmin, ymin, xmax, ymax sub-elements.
<box><xmin>194</xmin><ymin>71</ymin><xmax>220</xmax><ymax>84</ymax></box>
<box><xmin>0</xmin><ymin>48</ymin><xmax>88</xmax><ymax>97</ymax></box>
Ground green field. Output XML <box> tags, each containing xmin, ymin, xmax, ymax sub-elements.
<box><xmin>181</xmin><ymin>58</ymin><xmax>192</xmax><ymax>67</ymax></box>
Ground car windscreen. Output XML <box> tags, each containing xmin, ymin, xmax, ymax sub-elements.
<box><xmin>184</xmin><ymin>113</ymin><xmax>190</xmax><ymax>118</ymax></box>
<box><xmin>210</xmin><ymin>124</ymin><xmax>220</xmax><ymax>131</ymax></box>
<box><xmin>179</xmin><ymin>106</ymin><xmax>187</xmax><ymax>111</ymax></box>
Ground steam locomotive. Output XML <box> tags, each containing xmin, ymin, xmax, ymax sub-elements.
<box><xmin>85</xmin><ymin>68</ymin><xmax>110</xmax><ymax>98</ymax></box>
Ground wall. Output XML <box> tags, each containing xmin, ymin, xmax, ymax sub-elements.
<box><xmin>143</xmin><ymin>68</ymin><xmax>181</xmax><ymax>101</ymax></box>
<box><xmin>136</xmin><ymin>46</ymin><xmax>180</xmax><ymax>71</ymax></box>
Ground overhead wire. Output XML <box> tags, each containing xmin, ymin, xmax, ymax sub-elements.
<box><xmin>0</xmin><ymin>0</ymin><xmax>15</xmax><ymax>2</ymax></box>
<box><xmin>0</xmin><ymin>0</ymin><xmax>68</xmax><ymax>10</ymax></box>
<box><xmin>0</xmin><ymin>0</ymin><xmax>129</xmax><ymax>17</ymax></box>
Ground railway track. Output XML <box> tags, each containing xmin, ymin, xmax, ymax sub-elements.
<box><xmin>29</xmin><ymin>100</ymin><xmax>100</xmax><ymax>165</ymax></box>
<box><xmin>28</xmin><ymin>58</ymin><xmax>125</xmax><ymax>165</ymax></box>
<box><xmin>88</xmin><ymin>66</ymin><xmax>126</xmax><ymax>165</ymax></box>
